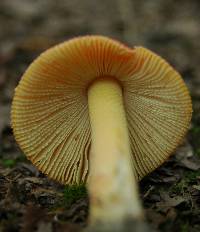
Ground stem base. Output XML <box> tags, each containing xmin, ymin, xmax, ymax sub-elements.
<box><xmin>84</xmin><ymin>218</ymin><xmax>151</xmax><ymax>232</ymax></box>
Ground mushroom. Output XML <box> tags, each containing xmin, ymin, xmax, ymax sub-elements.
<box><xmin>11</xmin><ymin>35</ymin><xmax>192</xmax><ymax>231</ymax></box>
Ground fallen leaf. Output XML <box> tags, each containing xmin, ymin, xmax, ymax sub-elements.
<box><xmin>54</xmin><ymin>223</ymin><xmax>81</xmax><ymax>232</ymax></box>
<box><xmin>180</xmin><ymin>158</ymin><xmax>200</xmax><ymax>171</ymax></box>
<box><xmin>21</xmin><ymin>204</ymin><xmax>49</xmax><ymax>232</ymax></box>
<box><xmin>193</xmin><ymin>185</ymin><xmax>200</xmax><ymax>191</ymax></box>
<box><xmin>162</xmin><ymin>176</ymin><xmax>179</xmax><ymax>183</ymax></box>
<box><xmin>175</xmin><ymin>140</ymin><xmax>194</xmax><ymax>159</ymax></box>
<box><xmin>156</xmin><ymin>192</ymin><xmax>187</xmax><ymax>212</ymax></box>
<box><xmin>156</xmin><ymin>196</ymin><xmax>185</xmax><ymax>208</ymax></box>
<box><xmin>37</xmin><ymin>221</ymin><xmax>52</xmax><ymax>232</ymax></box>
<box><xmin>166</xmin><ymin>207</ymin><xmax>177</xmax><ymax>221</ymax></box>
<box><xmin>18</xmin><ymin>176</ymin><xmax>44</xmax><ymax>185</ymax></box>
<box><xmin>146</xmin><ymin>209</ymin><xmax>166</xmax><ymax>229</ymax></box>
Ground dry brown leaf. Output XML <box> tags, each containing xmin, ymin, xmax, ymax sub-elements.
<box><xmin>192</xmin><ymin>185</ymin><xmax>200</xmax><ymax>191</ymax></box>
<box><xmin>156</xmin><ymin>192</ymin><xmax>186</xmax><ymax>210</ymax></box>
<box><xmin>21</xmin><ymin>204</ymin><xmax>49</xmax><ymax>232</ymax></box>
<box><xmin>37</xmin><ymin>221</ymin><xmax>52</xmax><ymax>232</ymax></box>
<box><xmin>175</xmin><ymin>140</ymin><xmax>194</xmax><ymax>159</ymax></box>
<box><xmin>180</xmin><ymin>158</ymin><xmax>200</xmax><ymax>171</ymax></box>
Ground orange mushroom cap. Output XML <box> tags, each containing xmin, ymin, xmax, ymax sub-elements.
<box><xmin>11</xmin><ymin>35</ymin><xmax>192</xmax><ymax>184</ymax></box>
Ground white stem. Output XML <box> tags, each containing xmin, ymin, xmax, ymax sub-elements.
<box><xmin>87</xmin><ymin>77</ymin><xmax>143</xmax><ymax>226</ymax></box>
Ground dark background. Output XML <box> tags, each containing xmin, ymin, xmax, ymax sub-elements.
<box><xmin>0</xmin><ymin>1</ymin><xmax>200</xmax><ymax>231</ymax></box>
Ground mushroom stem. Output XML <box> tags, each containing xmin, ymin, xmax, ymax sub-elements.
<box><xmin>87</xmin><ymin>77</ymin><xmax>143</xmax><ymax>227</ymax></box>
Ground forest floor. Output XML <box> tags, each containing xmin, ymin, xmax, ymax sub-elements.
<box><xmin>0</xmin><ymin>0</ymin><xmax>200</xmax><ymax>231</ymax></box>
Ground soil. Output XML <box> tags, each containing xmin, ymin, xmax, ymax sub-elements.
<box><xmin>0</xmin><ymin>0</ymin><xmax>200</xmax><ymax>231</ymax></box>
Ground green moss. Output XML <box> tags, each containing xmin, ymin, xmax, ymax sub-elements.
<box><xmin>180</xmin><ymin>221</ymin><xmax>189</xmax><ymax>232</ymax></box>
<box><xmin>1</xmin><ymin>159</ymin><xmax>16</xmax><ymax>168</ymax></box>
<box><xmin>63</xmin><ymin>184</ymin><xmax>87</xmax><ymax>206</ymax></box>
<box><xmin>0</xmin><ymin>154</ymin><xmax>27</xmax><ymax>168</ymax></box>
<box><xmin>170</xmin><ymin>170</ymin><xmax>200</xmax><ymax>195</ymax></box>
<box><xmin>170</xmin><ymin>180</ymin><xmax>187</xmax><ymax>195</ymax></box>
<box><xmin>185</xmin><ymin>170</ymin><xmax>200</xmax><ymax>182</ymax></box>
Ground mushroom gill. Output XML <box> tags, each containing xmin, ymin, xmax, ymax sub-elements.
<box><xmin>11</xmin><ymin>36</ymin><xmax>192</xmax><ymax>185</ymax></box>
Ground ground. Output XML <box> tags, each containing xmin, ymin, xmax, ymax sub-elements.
<box><xmin>0</xmin><ymin>0</ymin><xmax>200</xmax><ymax>231</ymax></box>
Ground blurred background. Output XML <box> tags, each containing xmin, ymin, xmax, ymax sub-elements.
<box><xmin>0</xmin><ymin>0</ymin><xmax>200</xmax><ymax>232</ymax></box>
